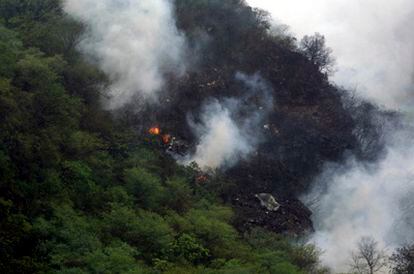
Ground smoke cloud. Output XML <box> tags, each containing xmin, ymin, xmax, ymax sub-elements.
<box><xmin>183</xmin><ymin>73</ymin><xmax>273</xmax><ymax>170</ymax></box>
<box><xmin>247</xmin><ymin>0</ymin><xmax>414</xmax><ymax>109</ymax></box>
<box><xmin>247</xmin><ymin>1</ymin><xmax>414</xmax><ymax>272</ymax></box>
<box><xmin>304</xmin><ymin>120</ymin><xmax>414</xmax><ymax>272</ymax></box>
<box><xmin>186</xmin><ymin>100</ymin><xmax>252</xmax><ymax>170</ymax></box>
<box><xmin>63</xmin><ymin>0</ymin><xmax>187</xmax><ymax>108</ymax></box>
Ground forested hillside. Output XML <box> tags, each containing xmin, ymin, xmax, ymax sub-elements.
<box><xmin>0</xmin><ymin>0</ymin><xmax>387</xmax><ymax>273</ymax></box>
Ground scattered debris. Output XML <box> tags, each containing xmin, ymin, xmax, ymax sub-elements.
<box><xmin>233</xmin><ymin>191</ymin><xmax>313</xmax><ymax>236</ymax></box>
<box><xmin>166</xmin><ymin>137</ymin><xmax>189</xmax><ymax>156</ymax></box>
<box><xmin>255</xmin><ymin>193</ymin><xmax>280</xmax><ymax>212</ymax></box>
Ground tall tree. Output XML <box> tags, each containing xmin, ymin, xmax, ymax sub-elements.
<box><xmin>300</xmin><ymin>33</ymin><xmax>335</xmax><ymax>74</ymax></box>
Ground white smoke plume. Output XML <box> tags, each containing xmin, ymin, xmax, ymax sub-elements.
<box><xmin>247</xmin><ymin>0</ymin><xmax>414</xmax><ymax>109</ymax></box>
<box><xmin>186</xmin><ymin>100</ymin><xmax>252</xmax><ymax>170</ymax></box>
<box><xmin>247</xmin><ymin>1</ymin><xmax>414</xmax><ymax>272</ymax></box>
<box><xmin>183</xmin><ymin>73</ymin><xmax>273</xmax><ymax>170</ymax></box>
<box><xmin>304</xmin><ymin>120</ymin><xmax>414</xmax><ymax>272</ymax></box>
<box><xmin>63</xmin><ymin>0</ymin><xmax>187</xmax><ymax>108</ymax></box>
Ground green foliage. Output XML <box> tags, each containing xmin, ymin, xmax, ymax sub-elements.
<box><xmin>0</xmin><ymin>198</ymin><xmax>35</xmax><ymax>273</ymax></box>
<box><xmin>245</xmin><ymin>228</ymin><xmax>327</xmax><ymax>273</ymax></box>
<box><xmin>34</xmin><ymin>205</ymin><xmax>151</xmax><ymax>274</ymax></box>
<box><xmin>102</xmin><ymin>204</ymin><xmax>174</xmax><ymax>261</ymax></box>
<box><xmin>83</xmin><ymin>242</ymin><xmax>148</xmax><ymax>274</ymax></box>
<box><xmin>62</xmin><ymin>161</ymin><xmax>103</xmax><ymax>210</ymax></box>
<box><xmin>168</xmin><ymin>233</ymin><xmax>210</xmax><ymax>264</ymax></box>
<box><xmin>164</xmin><ymin>177</ymin><xmax>194</xmax><ymax>212</ymax></box>
<box><xmin>124</xmin><ymin>167</ymin><xmax>166</xmax><ymax>210</ymax></box>
<box><xmin>0</xmin><ymin>0</ymin><xmax>61</xmax><ymax>23</ymax></box>
<box><xmin>169</xmin><ymin>206</ymin><xmax>249</xmax><ymax>260</ymax></box>
<box><xmin>0</xmin><ymin>24</ymin><xmax>22</xmax><ymax>77</ymax></box>
<box><xmin>66</xmin><ymin>131</ymin><xmax>105</xmax><ymax>157</ymax></box>
<box><xmin>14</xmin><ymin>52</ymin><xmax>63</xmax><ymax>92</ymax></box>
<box><xmin>34</xmin><ymin>204</ymin><xmax>102</xmax><ymax>270</ymax></box>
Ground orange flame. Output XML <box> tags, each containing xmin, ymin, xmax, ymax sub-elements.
<box><xmin>196</xmin><ymin>175</ymin><xmax>208</xmax><ymax>183</ymax></box>
<box><xmin>162</xmin><ymin>134</ymin><xmax>171</xmax><ymax>144</ymax></box>
<box><xmin>149</xmin><ymin>127</ymin><xmax>160</xmax><ymax>135</ymax></box>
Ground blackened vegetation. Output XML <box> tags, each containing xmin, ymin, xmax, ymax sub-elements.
<box><xmin>233</xmin><ymin>193</ymin><xmax>313</xmax><ymax>236</ymax></box>
<box><xmin>121</xmin><ymin>0</ymin><xmax>386</xmax><ymax>234</ymax></box>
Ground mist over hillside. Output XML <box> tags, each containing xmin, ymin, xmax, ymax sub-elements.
<box><xmin>249</xmin><ymin>0</ymin><xmax>414</xmax><ymax>272</ymax></box>
<box><xmin>0</xmin><ymin>0</ymin><xmax>412</xmax><ymax>273</ymax></box>
<box><xmin>248</xmin><ymin>0</ymin><xmax>414</xmax><ymax>109</ymax></box>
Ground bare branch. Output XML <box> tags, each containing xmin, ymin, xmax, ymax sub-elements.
<box><xmin>350</xmin><ymin>237</ymin><xmax>388</xmax><ymax>274</ymax></box>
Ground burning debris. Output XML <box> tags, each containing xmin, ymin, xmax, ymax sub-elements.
<box><xmin>148</xmin><ymin>126</ymin><xmax>171</xmax><ymax>144</ymax></box>
<box><xmin>162</xmin><ymin>134</ymin><xmax>171</xmax><ymax>144</ymax></box>
<box><xmin>195</xmin><ymin>174</ymin><xmax>208</xmax><ymax>184</ymax></box>
<box><xmin>149</xmin><ymin>126</ymin><xmax>161</xmax><ymax>135</ymax></box>
<box><xmin>148</xmin><ymin>126</ymin><xmax>189</xmax><ymax>156</ymax></box>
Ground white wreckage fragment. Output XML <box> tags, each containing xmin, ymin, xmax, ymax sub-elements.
<box><xmin>255</xmin><ymin>193</ymin><xmax>280</xmax><ymax>212</ymax></box>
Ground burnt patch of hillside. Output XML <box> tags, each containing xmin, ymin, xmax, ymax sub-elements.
<box><xmin>117</xmin><ymin>0</ymin><xmax>386</xmax><ymax>235</ymax></box>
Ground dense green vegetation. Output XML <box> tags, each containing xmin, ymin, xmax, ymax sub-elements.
<box><xmin>0</xmin><ymin>1</ymin><xmax>331</xmax><ymax>273</ymax></box>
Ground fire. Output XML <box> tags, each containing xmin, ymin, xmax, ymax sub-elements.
<box><xmin>148</xmin><ymin>126</ymin><xmax>173</xmax><ymax>145</ymax></box>
<box><xmin>149</xmin><ymin>127</ymin><xmax>160</xmax><ymax>135</ymax></box>
<box><xmin>162</xmin><ymin>134</ymin><xmax>171</xmax><ymax>144</ymax></box>
<box><xmin>196</xmin><ymin>175</ymin><xmax>208</xmax><ymax>184</ymax></box>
